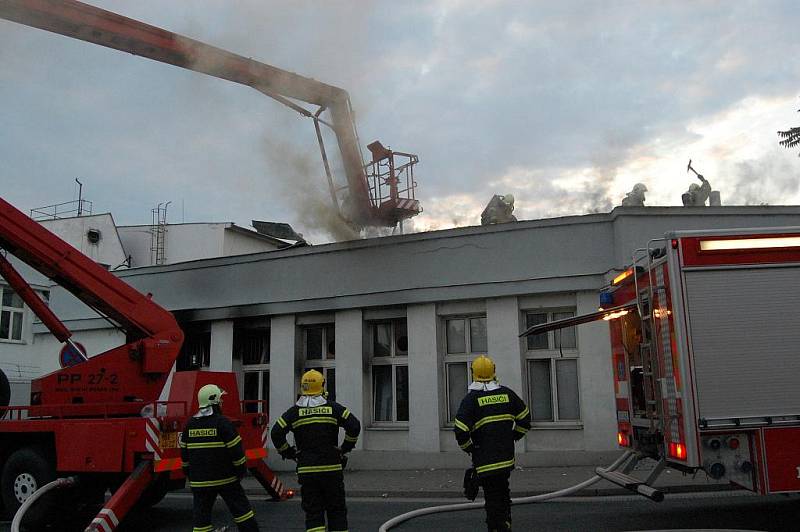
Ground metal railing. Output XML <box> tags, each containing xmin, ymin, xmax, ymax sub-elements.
<box><xmin>30</xmin><ymin>199</ymin><xmax>93</xmax><ymax>220</ymax></box>
<box><xmin>364</xmin><ymin>151</ymin><xmax>418</xmax><ymax>208</ymax></box>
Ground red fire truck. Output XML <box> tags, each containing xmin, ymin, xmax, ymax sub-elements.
<box><xmin>523</xmin><ymin>227</ymin><xmax>800</xmax><ymax>496</ymax></box>
<box><xmin>0</xmin><ymin>197</ymin><xmax>291</xmax><ymax>530</ymax></box>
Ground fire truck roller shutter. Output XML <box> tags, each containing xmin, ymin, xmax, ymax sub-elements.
<box><xmin>684</xmin><ymin>266</ymin><xmax>800</xmax><ymax>420</ymax></box>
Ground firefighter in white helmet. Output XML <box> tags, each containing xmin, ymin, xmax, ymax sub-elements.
<box><xmin>621</xmin><ymin>183</ymin><xmax>647</xmax><ymax>206</ymax></box>
<box><xmin>180</xmin><ymin>383</ymin><xmax>258</xmax><ymax>531</ymax></box>
<box><xmin>454</xmin><ymin>355</ymin><xmax>531</xmax><ymax>532</ymax></box>
<box><xmin>271</xmin><ymin>369</ymin><xmax>361</xmax><ymax>532</ymax></box>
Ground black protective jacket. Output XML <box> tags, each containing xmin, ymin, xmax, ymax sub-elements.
<box><xmin>180</xmin><ymin>410</ymin><xmax>247</xmax><ymax>489</ymax></box>
<box><xmin>454</xmin><ymin>385</ymin><xmax>531</xmax><ymax>477</ymax></box>
<box><xmin>271</xmin><ymin>399</ymin><xmax>360</xmax><ymax>476</ymax></box>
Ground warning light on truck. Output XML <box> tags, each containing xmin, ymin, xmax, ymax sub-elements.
<box><xmin>668</xmin><ymin>442</ymin><xmax>686</xmax><ymax>460</ymax></box>
<box><xmin>699</xmin><ymin>236</ymin><xmax>800</xmax><ymax>251</ymax></box>
<box><xmin>612</xmin><ymin>269</ymin><xmax>634</xmax><ymax>285</ymax></box>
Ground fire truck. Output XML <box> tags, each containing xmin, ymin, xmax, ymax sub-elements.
<box><xmin>522</xmin><ymin>227</ymin><xmax>800</xmax><ymax>497</ymax></box>
<box><xmin>0</xmin><ymin>197</ymin><xmax>292</xmax><ymax>530</ymax></box>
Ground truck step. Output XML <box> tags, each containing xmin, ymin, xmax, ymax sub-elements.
<box><xmin>594</xmin><ymin>468</ymin><xmax>665</xmax><ymax>502</ymax></box>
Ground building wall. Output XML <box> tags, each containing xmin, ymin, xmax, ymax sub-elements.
<box><xmin>118</xmin><ymin>224</ymin><xmax>280</xmax><ymax>267</ymax></box>
<box><xmin>118</xmin><ymin>224</ymin><xmax>226</xmax><ymax>267</ymax></box>
<box><xmin>19</xmin><ymin>207</ymin><xmax>800</xmax><ymax>468</ymax></box>
<box><xmin>223</xmin><ymin>228</ymin><xmax>280</xmax><ymax>256</ymax></box>
<box><xmin>1</xmin><ymin>281</ymin><xmax>49</xmax><ymax>381</ymax></box>
<box><xmin>39</xmin><ymin>214</ymin><xmax>127</xmax><ymax>269</ymax></box>
<box><xmin>263</xmin><ymin>291</ymin><xmax>620</xmax><ymax>470</ymax></box>
<box><xmin>34</xmin><ymin>328</ymin><xmax>126</xmax><ymax>376</ymax></box>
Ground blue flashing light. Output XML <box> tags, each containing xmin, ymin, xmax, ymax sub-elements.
<box><xmin>599</xmin><ymin>291</ymin><xmax>614</xmax><ymax>307</ymax></box>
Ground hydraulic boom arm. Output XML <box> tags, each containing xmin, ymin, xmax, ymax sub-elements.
<box><xmin>0</xmin><ymin>0</ymin><xmax>420</xmax><ymax>228</ymax></box>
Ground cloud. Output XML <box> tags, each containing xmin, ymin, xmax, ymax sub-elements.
<box><xmin>1</xmin><ymin>1</ymin><xmax>799</xmax><ymax>243</ymax></box>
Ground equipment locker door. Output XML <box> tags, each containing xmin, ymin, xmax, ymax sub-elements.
<box><xmin>683</xmin><ymin>266</ymin><xmax>800</xmax><ymax>421</ymax></box>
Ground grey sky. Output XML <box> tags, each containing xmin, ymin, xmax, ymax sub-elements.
<box><xmin>1</xmin><ymin>0</ymin><xmax>799</xmax><ymax>242</ymax></box>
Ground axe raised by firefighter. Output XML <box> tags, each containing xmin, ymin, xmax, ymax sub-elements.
<box><xmin>687</xmin><ymin>159</ymin><xmax>704</xmax><ymax>181</ymax></box>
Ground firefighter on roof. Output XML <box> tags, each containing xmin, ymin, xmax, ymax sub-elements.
<box><xmin>454</xmin><ymin>355</ymin><xmax>531</xmax><ymax>532</ymax></box>
<box><xmin>180</xmin><ymin>384</ymin><xmax>259</xmax><ymax>532</ymax></box>
<box><xmin>271</xmin><ymin>369</ymin><xmax>361</xmax><ymax>532</ymax></box>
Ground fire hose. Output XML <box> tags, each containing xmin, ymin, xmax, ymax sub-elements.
<box><xmin>378</xmin><ymin>451</ymin><xmax>634</xmax><ymax>532</ymax></box>
<box><xmin>11</xmin><ymin>476</ymin><xmax>79</xmax><ymax>532</ymax></box>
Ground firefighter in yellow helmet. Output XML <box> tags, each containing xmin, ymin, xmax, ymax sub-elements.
<box><xmin>180</xmin><ymin>383</ymin><xmax>258</xmax><ymax>531</ymax></box>
<box><xmin>271</xmin><ymin>370</ymin><xmax>361</xmax><ymax>532</ymax></box>
<box><xmin>454</xmin><ymin>355</ymin><xmax>531</xmax><ymax>532</ymax></box>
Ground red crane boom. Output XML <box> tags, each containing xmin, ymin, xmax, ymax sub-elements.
<box><xmin>0</xmin><ymin>197</ymin><xmax>184</xmax><ymax>412</ymax></box>
<box><xmin>0</xmin><ymin>0</ymin><xmax>421</xmax><ymax>228</ymax></box>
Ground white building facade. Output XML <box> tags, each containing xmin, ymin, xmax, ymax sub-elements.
<box><xmin>15</xmin><ymin>206</ymin><xmax>800</xmax><ymax>469</ymax></box>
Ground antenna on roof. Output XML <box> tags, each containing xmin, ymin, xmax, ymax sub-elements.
<box><xmin>75</xmin><ymin>178</ymin><xmax>83</xmax><ymax>216</ymax></box>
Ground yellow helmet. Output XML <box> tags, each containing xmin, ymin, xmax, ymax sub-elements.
<box><xmin>198</xmin><ymin>383</ymin><xmax>226</xmax><ymax>408</ymax></box>
<box><xmin>301</xmin><ymin>369</ymin><xmax>325</xmax><ymax>396</ymax></box>
<box><xmin>471</xmin><ymin>355</ymin><xmax>496</xmax><ymax>382</ymax></box>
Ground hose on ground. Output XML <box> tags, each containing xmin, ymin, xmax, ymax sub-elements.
<box><xmin>378</xmin><ymin>451</ymin><xmax>634</xmax><ymax>532</ymax></box>
<box><xmin>11</xmin><ymin>476</ymin><xmax>79</xmax><ymax>532</ymax></box>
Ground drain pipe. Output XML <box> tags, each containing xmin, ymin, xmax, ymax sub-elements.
<box><xmin>378</xmin><ymin>451</ymin><xmax>634</xmax><ymax>532</ymax></box>
<box><xmin>11</xmin><ymin>476</ymin><xmax>79</xmax><ymax>532</ymax></box>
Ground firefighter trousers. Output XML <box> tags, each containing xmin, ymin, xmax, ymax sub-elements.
<box><xmin>480</xmin><ymin>470</ymin><xmax>512</xmax><ymax>532</ymax></box>
<box><xmin>191</xmin><ymin>481</ymin><xmax>259</xmax><ymax>532</ymax></box>
<box><xmin>299</xmin><ymin>471</ymin><xmax>348</xmax><ymax>532</ymax></box>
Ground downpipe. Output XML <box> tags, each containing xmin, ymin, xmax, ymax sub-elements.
<box><xmin>11</xmin><ymin>476</ymin><xmax>79</xmax><ymax>532</ymax></box>
<box><xmin>378</xmin><ymin>451</ymin><xmax>635</xmax><ymax>532</ymax></box>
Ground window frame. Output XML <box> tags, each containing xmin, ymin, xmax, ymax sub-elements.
<box><xmin>237</xmin><ymin>327</ymin><xmax>271</xmax><ymax>414</ymax></box>
<box><xmin>523</xmin><ymin>308</ymin><xmax>582</xmax><ymax>426</ymax></box>
<box><xmin>0</xmin><ymin>285</ymin><xmax>26</xmax><ymax>344</ymax></box>
<box><xmin>303</xmin><ymin>324</ymin><xmax>336</xmax><ymax>401</ymax></box>
<box><xmin>443</xmin><ymin>314</ymin><xmax>487</xmax><ymax>424</ymax></box>
<box><xmin>176</xmin><ymin>329</ymin><xmax>211</xmax><ymax>370</ymax></box>
<box><xmin>368</xmin><ymin>319</ymin><xmax>409</xmax><ymax>426</ymax></box>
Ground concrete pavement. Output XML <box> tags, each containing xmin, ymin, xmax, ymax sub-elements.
<box><xmin>244</xmin><ymin>459</ymin><xmax>732</xmax><ymax>499</ymax></box>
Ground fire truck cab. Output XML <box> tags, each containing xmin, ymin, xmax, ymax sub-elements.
<box><xmin>523</xmin><ymin>227</ymin><xmax>800</xmax><ymax>496</ymax></box>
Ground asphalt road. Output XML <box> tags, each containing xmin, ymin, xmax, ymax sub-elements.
<box><xmin>2</xmin><ymin>492</ymin><xmax>798</xmax><ymax>531</ymax></box>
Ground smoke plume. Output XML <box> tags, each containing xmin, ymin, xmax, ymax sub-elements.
<box><xmin>727</xmin><ymin>153</ymin><xmax>800</xmax><ymax>205</ymax></box>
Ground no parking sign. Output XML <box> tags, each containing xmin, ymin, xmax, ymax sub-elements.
<box><xmin>59</xmin><ymin>342</ymin><xmax>87</xmax><ymax>368</ymax></box>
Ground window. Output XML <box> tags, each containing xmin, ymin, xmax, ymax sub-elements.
<box><xmin>369</xmin><ymin>320</ymin><xmax>409</xmax><ymax>423</ymax></box>
<box><xmin>1</xmin><ymin>286</ymin><xmax>25</xmax><ymax>342</ymax></box>
<box><xmin>237</xmin><ymin>328</ymin><xmax>270</xmax><ymax>414</ymax></box>
<box><xmin>524</xmin><ymin>310</ymin><xmax>580</xmax><ymax>423</ymax></box>
<box><xmin>444</xmin><ymin>316</ymin><xmax>487</xmax><ymax>422</ymax></box>
<box><xmin>304</xmin><ymin>324</ymin><xmax>336</xmax><ymax>401</ymax></box>
<box><xmin>176</xmin><ymin>330</ymin><xmax>211</xmax><ymax>371</ymax></box>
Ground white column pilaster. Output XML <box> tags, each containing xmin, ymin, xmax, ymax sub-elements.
<box><xmin>407</xmin><ymin>303</ymin><xmax>440</xmax><ymax>452</ymax></box>
<box><xmin>209</xmin><ymin>320</ymin><xmax>234</xmax><ymax>372</ymax></box>
<box><xmin>335</xmin><ymin>309</ymin><xmax>364</xmax><ymax>449</ymax></box>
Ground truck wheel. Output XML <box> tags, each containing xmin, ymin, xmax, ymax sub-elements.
<box><xmin>0</xmin><ymin>368</ymin><xmax>10</xmax><ymax>417</ymax></box>
<box><xmin>0</xmin><ymin>446</ymin><xmax>56</xmax><ymax>524</ymax></box>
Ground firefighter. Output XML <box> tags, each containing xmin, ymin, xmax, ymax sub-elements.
<box><xmin>454</xmin><ymin>355</ymin><xmax>531</xmax><ymax>532</ymax></box>
<box><xmin>271</xmin><ymin>369</ymin><xmax>361</xmax><ymax>532</ymax></box>
<box><xmin>621</xmin><ymin>183</ymin><xmax>647</xmax><ymax>206</ymax></box>
<box><xmin>180</xmin><ymin>384</ymin><xmax>259</xmax><ymax>532</ymax></box>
